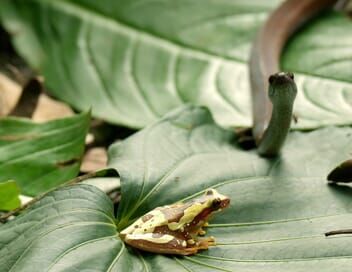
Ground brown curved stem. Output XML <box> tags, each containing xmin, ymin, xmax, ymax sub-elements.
<box><xmin>250</xmin><ymin>0</ymin><xmax>338</xmax><ymax>155</ymax></box>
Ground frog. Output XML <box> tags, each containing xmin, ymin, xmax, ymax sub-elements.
<box><xmin>119</xmin><ymin>188</ymin><xmax>230</xmax><ymax>255</ymax></box>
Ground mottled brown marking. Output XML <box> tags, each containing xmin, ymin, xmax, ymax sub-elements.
<box><xmin>153</xmin><ymin>225</ymin><xmax>190</xmax><ymax>241</ymax></box>
<box><xmin>141</xmin><ymin>214</ymin><xmax>154</xmax><ymax>222</ymax></box>
<box><xmin>123</xmin><ymin>236</ymin><xmax>198</xmax><ymax>255</ymax></box>
<box><xmin>158</xmin><ymin>203</ymin><xmax>193</xmax><ymax>224</ymax></box>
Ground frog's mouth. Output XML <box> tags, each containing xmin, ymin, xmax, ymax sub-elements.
<box><xmin>186</xmin><ymin>209</ymin><xmax>216</xmax><ymax>240</ymax></box>
<box><xmin>218</xmin><ymin>198</ymin><xmax>230</xmax><ymax>209</ymax></box>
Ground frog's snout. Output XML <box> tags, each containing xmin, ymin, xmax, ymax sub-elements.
<box><xmin>221</xmin><ymin>198</ymin><xmax>230</xmax><ymax>209</ymax></box>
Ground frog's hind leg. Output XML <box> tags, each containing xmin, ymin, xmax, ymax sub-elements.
<box><xmin>123</xmin><ymin>233</ymin><xmax>199</xmax><ymax>255</ymax></box>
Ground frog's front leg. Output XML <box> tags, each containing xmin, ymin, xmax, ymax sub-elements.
<box><xmin>122</xmin><ymin>233</ymin><xmax>199</xmax><ymax>255</ymax></box>
<box><xmin>196</xmin><ymin>236</ymin><xmax>216</xmax><ymax>250</ymax></box>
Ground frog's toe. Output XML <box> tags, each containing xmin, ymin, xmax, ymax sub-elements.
<box><xmin>198</xmin><ymin>228</ymin><xmax>206</xmax><ymax>236</ymax></box>
<box><xmin>196</xmin><ymin>237</ymin><xmax>216</xmax><ymax>249</ymax></box>
<box><xmin>206</xmin><ymin>236</ymin><xmax>215</xmax><ymax>242</ymax></box>
<box><xmin>187</xmin><ymin>239</ymin><xmax>196</xmax><ymax>245</ymax></box>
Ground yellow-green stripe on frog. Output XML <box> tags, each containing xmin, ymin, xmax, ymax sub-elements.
<box><xmin>119</xmin><ymin>189</ymin><xmax>230</xmax><ymax>255</ymax></box>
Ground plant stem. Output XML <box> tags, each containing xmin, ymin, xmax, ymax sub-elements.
<box><xmin>325</xmin><ymin>229</ymin><xmax>352</xmax><ymax>237</ymax></box>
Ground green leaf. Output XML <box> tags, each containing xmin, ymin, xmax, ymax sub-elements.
<box><xmin>0</xmin><ymin>112</ymin><xmax>90</xmax><ymax>196</ymax></box>
<box><xmin>110</xmin><ymin>106</ymin><xmax>352</xmax><ymax>227</ymax></box>
<box><xmin>1</xmin><ymin>1</ymin><xmax>351</xmax><ymax>129</ymax></box>
<box><xmin>0</xmin><ymin>181</ymin><xmax>20</xmax><ymax>211</ymax></box>
<box><xmin>281</xmin><ymin>11</ymin><xmax>352</xmax><ymax>128</ymax></box>
<box><xmin>0</xmin><ymin>184</ymin><xmax>127</xmax><ymax>271</ymax></box>
<box><xmin>3</xmin><ymin>106</ymin><xmax>352</xmax><ymax>271</ymax></box>
<box><xmin>0</xmin><ymin>0</ymin><xmax>265</xmax><ymax>128</ymax></box>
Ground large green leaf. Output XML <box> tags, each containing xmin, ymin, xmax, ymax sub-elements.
<box><xmin>110</xmin><ymin>106</ymin><xmax>352</xmax><ymax>228</ymax></box>
<box><xmin>2</xmin><ymin>106</ymin><xmax>352</xmax><ymax>271</ymax></box>
<box><xmin>281</xmin><ymin>11</ymin><xmax>352</xmax><ymax>128</ymax></box>
<box><xmin>1</xmin><ymin>0</ymin><xmax>351</xmax><ymax>129</ymax></box>
<box><xmin>0</xmin><ymin>181</ymin><xmax>20</xmax><ymax>211</ymax></box>
<box><xmin>0</xmin><ymin>112</ymin><xmax>90</xmax><ymax>196</ymax></box>
<box><xmin>0</xmin><ymin>184</ymin><xmax>127</xmax><ymax>271</ymax></box>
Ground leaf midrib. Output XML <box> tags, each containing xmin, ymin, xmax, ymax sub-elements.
<box><xmin>208</xmin><ymin>212</ymin><xmax>352</xmax><ymax>228</ymax></box>
<box><xmin>0</xmin><ymin>209</ymin><xmax>116</xmax><ymax>255</ymax></box>
<box><xmin>47</xmin><ymin>235</ymin><xmax>118</xmax><ymax>271</ymax></box>
<box><xmin>194</xmin><ymin>254</ymin><xmax>352</xmax><ymax>263</ymax></box>
<box><xmin>8</xmin><ymin>221</ymin><xmax>116</xmax><ymax>272</ymax></box>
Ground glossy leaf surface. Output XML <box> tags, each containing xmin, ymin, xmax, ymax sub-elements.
<box><xmin>1</xmin><ymin>1</ymin><xmax>351</xmax><ymax>128</ymax></box>
<box><xmin>2</xmin><ymin>107</ymin><xmax>352</xmax><ymax>271</ymax></box>
<box><xmin>0</xmin><ymin>113</ymin><xmax>90</xmax><ymax>196</ymax></box>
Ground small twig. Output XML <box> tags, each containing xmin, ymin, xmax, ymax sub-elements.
<box><xmin>325</xmin><ymin>229</ymin><xmax>352</xmax><ymax>236</ymax></box>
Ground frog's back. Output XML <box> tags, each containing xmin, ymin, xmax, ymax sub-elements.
<box><xmin>120</xmin><ymin>202</ymin><xmax>192</xmax><ymax>237</ymax></box>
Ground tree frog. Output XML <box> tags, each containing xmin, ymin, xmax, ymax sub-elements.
<box><xmin>119</xmin><ymin>189</ymin><xmax>230</xmax><ymax>255</ymax></box>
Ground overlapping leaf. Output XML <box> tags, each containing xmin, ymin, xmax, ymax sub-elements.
<box><xmin>0</xmin><ymin>181</ymin><xmax>20</xmax><ymax>211</ymax></box>
<box><xmin>2</xmin><ymin>106</ymin><xmax>352</xmax><ymax>271</ymax></box>
<box><xmin>1</xmin><ymin>0</ymin><xmax>351</xmax><ymax>129</ymax></box>
<box><xmin>282</xmin><ymin>11</ymin><xmax>352</xmax><ymax>128</ymax></box>
<box><xmin>0</xmin><ymin>112</ymin><xmax>90</xmax><ymax>196</ymax></box>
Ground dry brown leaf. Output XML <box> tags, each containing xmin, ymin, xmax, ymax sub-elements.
<box><xmin>32</xmin><ymin>93</ymin><xmax>74</xmax><ymax>122</ymax></box>
<box><xmin>80</xmin><ymin>147</ymin><xmax>108</xmax><ymax>173</ymax></box>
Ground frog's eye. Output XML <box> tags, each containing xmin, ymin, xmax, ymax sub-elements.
<box><xmin>211</xmin><ymin>198</ymin><xmax>222</xmax><ymax>209</ymax></box>
<box><xmin>206</xmin><ymin>189</ymin><xmax>214</xmax><ymax>195</ymax></box>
